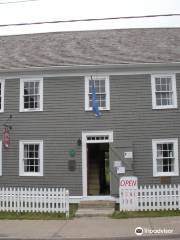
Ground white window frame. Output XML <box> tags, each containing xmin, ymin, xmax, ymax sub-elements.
<box><xmin>0</xmin><ymin>79</ymin><xmax>5</xmax><ymax>113</ymax></box>
<box><xmin>151</xmin><ymin>74</ymin><xmax>177</xmax><ymax>109</ymax></box>
<box><xmin>19</xmin><ymin>140</ymin><xmax>43</xmax><ymax>176</ymax></box>
<box><xmin>0</xmin><ymin>141</ymin><xmax>2</xmax><ymax>176</ymax></box>
<box><xmin>85</xmin><ymin>75</ymin><xmax>110</xmax><ymax>111</ymax></box>
<box><xmin>152</xmin><ymin>138</ymin><xmax>179</xmax><ymax>177</ymax></box>
<box><xmin>20</xmin><ymin>77</ymin><xmax>43</xmax><ymax>112</ymax></box>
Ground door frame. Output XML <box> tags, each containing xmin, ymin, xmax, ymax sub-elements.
<box><xmin>82</xmin><ymin>131</ymin><xmax>113</xmax><ymax>197</ymax></box>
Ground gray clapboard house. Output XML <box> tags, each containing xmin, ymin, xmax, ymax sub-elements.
<box><xmin>0</xmin><ymin>28</ymin><xmax>180</xmax><ymax>202</ymax></box>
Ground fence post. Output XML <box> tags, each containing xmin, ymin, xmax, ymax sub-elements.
<box><xmin>178</xmin><ymin>185</ymin><xmax>180</xmax><ymax>210</ymax></box>
<box><xmin>65</xmin><ymin>190</ymin><xmax>69</xmax><ymax>218</ymax></box>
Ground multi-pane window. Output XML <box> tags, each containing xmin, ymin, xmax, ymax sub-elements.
<box><xmin>152</xmin><ymin>139</ymin><xmax>179</xmax><ymax>177</ymax></box>
<box><xmin>20</xmin><ymin>78</ymin><xmax>43</xmax><ymax>111</ymax></box>
<box><xmin>85</xmin><ymin>76</ymin><xmax>110</xmax><ymax>111</ymax></box>
<box><xmin>151</xmin><ymin>74</ymin><xmax>177</xmax><ymax>109</ymax></box>
<box><xmin>19</xmin><ymin>140</ymin><xmax>43</xmax><ymax>176</ymax></box>
<box><xmin>0</xmin><ymin>80</ymin><xmax>5</xmax><ymax>112</ymax></box>
<box><xmin>24</xmin><ymin>81</ymin><xmax>40</xmax><ymax>109</ymax></box>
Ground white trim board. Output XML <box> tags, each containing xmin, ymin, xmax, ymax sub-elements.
<box><xmin>0</xmin><ymin>79</ymin><xmax>5</xmax><ymax>113</ymax></box>
<box><xmin>0</xmin><ymin>141</ymin><xmax>2</xmax><ymax>176</ymax></box>
<box><xmin>82</xmin><ymin>131</ymin><xmax>113</xmax><ymax>197</ymax></box>
<box><xmin>69</xmin><ymin>195</ymin><xmax>118</xmax><ymax>203</ymax></box>
<box><xmin>2</xmin><ymin>69</ymin><xmax>180</xmax><ymax>79</ymax></box>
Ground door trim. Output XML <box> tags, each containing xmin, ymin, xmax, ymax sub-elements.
<box><xmin>82</xmin><ymin>131</ymin><xmax>113</xmax><ymax>197</ymax></box>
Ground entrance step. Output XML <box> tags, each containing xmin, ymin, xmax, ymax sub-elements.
<box><xmin>76</xmin><ymin>208</ymin><xmax>114</xmax><ymax>217</ymax></box>
<box><xmin>76</xmin><ymin>200</ymin><xmax>115</xmax><ymax>217</ymax></box>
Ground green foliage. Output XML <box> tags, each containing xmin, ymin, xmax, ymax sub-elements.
<box><xmin>111</xmin><ymin>210</ymin><xmax>180</xmax><ymax>219</ymax></box>
<box><xmin>0</xmin><ymin>204</ymin><xmax>78</xmax><ymax>220</ymax></box>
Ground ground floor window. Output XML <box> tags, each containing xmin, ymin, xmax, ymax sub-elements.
<box><xmin>152</xmin><ymin>138</ymin><xmax>179</xmax><ymax>177</ymax></box>
<box><xmin>19</xmin><ymin>140</ymin><xmax>43</xmax><ymax>176</ymax></box>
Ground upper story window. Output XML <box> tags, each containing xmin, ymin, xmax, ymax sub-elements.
<box><xmin>20</xmin><ymin>78</ymin><xmax>43</xmax><ymax>112</ymax></box>
<box><xmin>152</xmin><ymin>138</ymin><xmax>179</xmax><ymax>177</ymax></box>
<box><xmin>151</xmin><ymin>74</ymin><xmax>177</xmax><ymax>109</ymax></box>
<box><xmin>19</xmin><ymin>140</ymin><xmax>43</xmax><ymax>176</ymax></box>
<box><xmin>85</xmin><ymin>76</ymin><xmax>110</xmax><ymax>111</ymax></box>
<box><xmin>0</xmin><ymin>80</ymin><xmax>5</xmax><ymax>113</ymax></box>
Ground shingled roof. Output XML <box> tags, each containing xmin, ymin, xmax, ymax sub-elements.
<box><xmin>0</xmin><ymin>28</ymin><xmax>180</xmax><ymax>71</ymax></box>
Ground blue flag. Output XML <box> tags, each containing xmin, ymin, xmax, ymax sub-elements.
<box><xmin>91</xmin><ymin>77</ymin><xmax>101</xmax><ymax>117</ymax></box>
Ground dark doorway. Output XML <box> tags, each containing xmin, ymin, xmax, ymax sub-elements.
<box><xmin>87</xmin><ymin>143</ymin><xmax>110</xmax><ymax>195</ymax></box>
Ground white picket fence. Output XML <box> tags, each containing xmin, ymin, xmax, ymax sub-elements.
<box><xmin>120</xmin><ymin>184</ymin><xmax>180</xmax><ymax>211</ymax></box>
<box><xmin>0</xmin><ymin>187</ymin><xmax>69</xmax><ymax>217</ymax></box>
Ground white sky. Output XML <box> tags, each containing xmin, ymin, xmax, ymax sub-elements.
<box><xmin>0</xmin><ymin>0</ymin><xmax>180</xmax><ymax>35</ymax></box>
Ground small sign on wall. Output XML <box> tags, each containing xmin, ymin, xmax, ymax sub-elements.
<box><xmin>124</xmin><ymin>151</ymin><xmax>133</xmax><ymax>158</ymax></box>
<box><xmin>113</xmin><ymin>161</ymin><xmax>122</xmax><ymax>168</ymax></box>
<box><xmin>117</xmin><ymin>166</ymin><xmax>125</xmax><ymax>174</ymax></box>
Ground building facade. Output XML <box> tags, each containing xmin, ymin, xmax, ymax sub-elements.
<box><xmin>0</xmin><ymin>28</ymin><xmax>180</xmax><ymax>201</ymax></box>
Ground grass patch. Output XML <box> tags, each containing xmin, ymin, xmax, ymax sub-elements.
<box><xmin>0</xmin><ymin>204</ymin><xmax>78</xmax><ymax>220</ymax></box>
<box><xmin>112</xmin><ymin>210</ymin><xmax>180</xmax><ymax>219</ymax></box>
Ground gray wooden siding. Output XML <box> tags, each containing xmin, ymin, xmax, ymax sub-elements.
<box><xmin>0</xmin><ymin>73</ymin><xmax>180</xmax><ymax>196</ymax></box>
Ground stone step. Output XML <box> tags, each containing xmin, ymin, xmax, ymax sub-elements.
<box><xmin>79</xmin><ymin>200</ymin><xmax>115</xmax><ymax>209</ymax></box>
<box><xmin>76</xmin><ymin>208</ymin><xmax>114</xmax><ymax>217</ymax></box>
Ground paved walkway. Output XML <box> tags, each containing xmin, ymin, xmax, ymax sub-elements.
<box><xmin>0</xmin><ymin>216</ymin><xmax>179</xmax><ymax>239</ymax></box>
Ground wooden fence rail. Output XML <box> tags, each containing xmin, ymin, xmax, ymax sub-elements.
<box><xmin>120</xmin><ymin>184</ymin><xmax>180</xmax><ymax>212</ymax></box>
<box><xmin>0</xmin><ymin>187</ymin><xmax>69</xmax><ymax>217</ymax></box>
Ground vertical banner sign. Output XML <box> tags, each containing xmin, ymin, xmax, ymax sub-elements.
<box><xmin>3</xmin><ymin>128</ymin><xmax>10</xmax><ymax>148</ymax></box>
<box><xmin>119</xmin><ymin>176</ymin><xmax>138</xmax><ymax>211</ymax></box>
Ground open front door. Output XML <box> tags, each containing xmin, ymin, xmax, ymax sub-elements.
<box><xmin>87</xmin><ymin>143</ymin><xmax>110</xmax><ymax>195</ymax></box>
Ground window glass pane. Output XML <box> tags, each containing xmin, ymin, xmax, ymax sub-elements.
<box><xmin>94</xmin><ymin>80</ymin><xmax>100</xmax><ymax>93</ymax></box>
<box><xmin>161</xmin><ymin>78</ymin><xmax>167</xmax><ymax>85</ymax></box>
<box><xmin>24</xmin><ymin>82</ymin><xmax>29</xmax><ymax>89</ymax></box>
<box><xmin>156</xmin><ymin>84</ymin><xmax>161</xmax><ymax>91</ymax></box>
<box><xmin>157</xmin><ymin>144</ymin><xmax>163</xmax><ymax>157</ymax></box>
<box><xmin>35</xmin><ymin>82</ymin><xmax>39</xmax><ymax>94</ymax></box>
<box><xmin>156</xmin><ymin>93</ymin><xmax>162</xmax><ymax>105</ymax></box>
<box><xmin>30</xmin><ymin>96</ymin><xmax>35</xmax><ymax>108</ymax></box>
<box><xmin>24</xmin><ymin>144</ymin><xmax>28</xmax><ymax>158</ymax></box>
<box><xmin>155</xmin><ymin>78</ymin><xmax>160</xmax><ymax>85</ymax></box>
<box><xmin>166</xmin><ymin>78</ymin><xmax>172</xmax><ymax>91</ymax></box>
<box><xmin>34</xmin><ymin>95</ymin><xmax>40</xmax><ymax>108</ymax></box>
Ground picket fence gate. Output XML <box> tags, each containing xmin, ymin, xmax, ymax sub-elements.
<box><xmin>120</xmin><ymin>184</ymin><xmax>180</xmax><ymax>211</ymax></box>
<box><xmin>0</xmin><ymin>187</ymin><xmax>69</xmax><ymax>217</ymax></box>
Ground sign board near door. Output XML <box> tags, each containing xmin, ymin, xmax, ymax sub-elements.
<box><xmin>124</xmin><ymin>151</ymin><xmax>133</xmax><ymax>158</ymax></box>
<box><xmin>117</xmin><ymin>166</ymin><xmax>125</xmax><ymax>174</ymax></box>
<box><xmin>119</xmin><ymin>176</ymin><xmax>138</xmax><ymax>190</ymax></box>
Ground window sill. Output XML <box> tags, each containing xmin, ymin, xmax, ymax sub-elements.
<box><xmin>153</xmin><ymin>172</ymin><xmax>179</xmax><ymax>177</ymax></box>
<box><xmin>19</xmin><ymin>173</ymin><xmax>43</xmax><ymax>177</ymax></box>
<box><xmin>19</xmin><ymin>109</ymin><xmax>43</xmax><ymax>113</ymax></box>
<box><xmin>152</xmin><ymin>106</ymin><xmax>178</xmax><ymax>110</ymax></box>
<box><xmin>85</xmin><ymin>108</ymin><xmax>110</xmax><ymax>111</ymax></box>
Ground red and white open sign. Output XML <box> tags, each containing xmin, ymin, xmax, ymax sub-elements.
<box><xmin>119</xmin><ymin>176</ymin><xmax>138</xmax><ymax>190</ymax></box>
<box><xmin>3</xmin><ymin>128</ymin><xmax>10</xmax><ymax>148</ymax></box>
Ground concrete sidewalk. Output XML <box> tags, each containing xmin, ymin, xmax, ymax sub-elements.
<box><xmin>0</xmin><ymin>216</ymin><xmax>179</xmax><ymax>239</ymax></box>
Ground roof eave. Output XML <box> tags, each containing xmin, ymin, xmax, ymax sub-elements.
<box><xmin>0</xmin><ymin>62</ymin><xmax>180</xmax><ymax>75</ymax></box>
